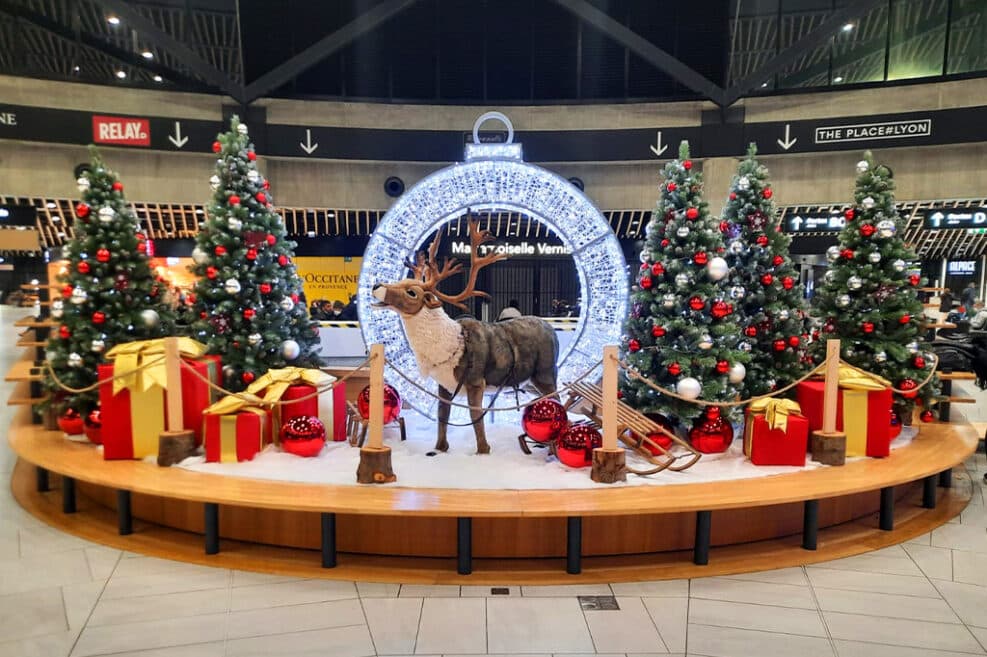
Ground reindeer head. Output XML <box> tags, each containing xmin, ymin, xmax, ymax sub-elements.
<box><xmin>372</xmin><ymin>213</ymin><xmax>507</xmax><ymax>317</ymax></box>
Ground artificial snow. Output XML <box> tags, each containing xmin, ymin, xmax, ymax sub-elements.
<box><xmin>175</xmin><ymin>410</ymin><xmax>918</xmax><ymax>490</ymax></box>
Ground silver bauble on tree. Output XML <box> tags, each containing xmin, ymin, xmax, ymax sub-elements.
<box><xmin>707</xmin><ymin>257</ymin><xmax>729</xmax><ymax>281</ymax></box>
<box><xmin>676</xmin><ymin>377</ymin><xmax>702</xmax><ymax>400</ymax></box>
<box><xmin>728</xmin><ymin>363</ymin><xmax>746</xmax><ymax>384</ymax></box>
<box><xmin>282</xmin><ymin>339</ymin><xmax>301</xmax><ymax>361</ymax></box>
<box><xmin>140</xmin><ymin>309</ymin><xmax>160</xmax><ymax>328</ymax></box>
<box><xmin>698</xmin><ymin>334</ymin><xmax>713</xmax><ymax>350</ymax></box>
<box><xmin>836</xmin><ymin>294</ymin><xmax>851</xmax><ymax>308</ymax></box>
<box><xmin>98</xmin><ymin>206</ymin><xmax>115</xmax><ymax>223</ymax></box>
<box><xmin>877</xmin><ymin>220</ymin><xmax>896</xmax><ymax>238</ymax></box>
<box><xmin>70</xmin><ymin>288</ymin><xmax>88</xmax><ymax>305</ymax></box>
<box><xmin>826</xmin><ymin>245</ymin><xmax>841</xmax><ymax>262</ymax></box>
<box><xmin>237</xmin><ymin>123</ymin><xmax>248</xmax><ymax>135</ymax></box>
<box><xmin>51</xmin><ymin>299</ymin><xmax>64</xmax><ymax>318</ymax></box>
<box><xmin>90</xmin><ymin>339</ymin><xmax>105</xmax><ymax>353</ymax></box>
<box><xmin>729</xmin><ymin>285</ymin><xmax>746</xmax><ymax>299</ymax></box>
<box><xmin>847</xmin><ymin>275</ymin><xmax>863</xmax><ymax>290</ymax></box>
<box><xmin>68</xmin><ymin>352</ymin><xmax>83</xmax><ymax>367</ymax></box>
<box><xmin>868</xmin><ymin>252</ymin><xmax>882</xmax><ymax>263</ymax></box>
<box><xmin>662</xmin><ymin>293</ymin><xmax>677</xmax><ymax>308</ymax></box>
<box><xmin>861</xmin><ymin>196</ymin><xmax>875</xmax><ymax>209</ymax></box>
<box><xmin>675</xmin><ymin>273</ymin><xmax>690</xmax><ymax>288</ymax></box>
<box><xmin>856</xmin><ymin>160</ymin><xmax>869</xmax><ymax>174</ymax></box>
<box><xmin>728</xmin><ymin>240</ymin><xmax>744</xmax><ymax>254</ymax></box>
<box><xmin>676</xmin><ymin>226</ymin><xmax>690</xmax><ymax>238</ymax></box>
<box><xmin>279</xmin><ymin>297</ymin><xmax>295</xmax><ymax>311</ymax></box>
<box><xmin>191</xmin><ymin>247</ymin><xmax>209</xmax><ymax>264</ymax></box>
<box><xmin>874</xmin><ymin>351</ymin><xmax>888</xmax><ymax>363</ymax></box>
<box><xmin>892</xmin><ymin>259</ymin><xmax>906</xmax><ymax>272</ymax></box>
<box><xmin>209</xmin><ymin>175</ymin><xmax>221</xmax><ymax>191</ymax></box>
<box><xmin>737</xmin><ymin>175</ymin><xmax>751</xmax><ymax>191</ymax></box>
<box><xmin>224</xmin><ymin>278</ymin><xmax>241</xmax><ymax>294</ymax></box>
<box><xmin>228</xmin><ymin>218</ymin><xmax>243</xmax><ymax>231</ymax></box>
<box><xmin>76</xmin><ymin>176</ymin><xmax>90</xmax><ymax>192</ymax></box>
<box><xmin>247</xmin><ymin>332</ymin><xmax>262</xmax><ymax>346</ymax></box>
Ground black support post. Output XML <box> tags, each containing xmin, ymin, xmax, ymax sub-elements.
<box><xmin>204</xmin><ymin>503</ymin><xmax>219</xmax><ymax>554</ymax></box>
<box><xmin>802</xmin><ymin>499</ymin><xmax>819</xmax><ymax>550</ymax></box>
<box><xmin>62</xmin><ymin>476</ymin><xmax>76</xmax><ymax>514</ymax></box>
<box><xmin>880</xmin><ymin>486</ymin><xmax>895</xmax><ymax>531</ymax></box>
<box><xmin>923</xmin><ymin>475</ymin><xmax>938</xmax><ymax>509</ymax></box>
<box><xmin>321</xmin><ymin>512</ymin><xmax>337</xmax><ymax>568</ymax></box>
<box><xmin>939</xmin><ymin>468</ymin><xmax>953</xmax><ymax>488</ymax></box>
<box><xmin>36</xmin><ymin>466</ymin><xmax>49</xmax><ymax>492</ymax></box>
<box><xmin>566</xmin><ymin>516</ymin><xmax>582</xmax><ymax>575</ymax></box>
<box><xmin>457</xmin><ymin>517</ymin><xmax>472</xmax><ymax>575</ymax></box>
<box><xmin>117</xmin><ymin>490</ymin><xmax>132</xmax><ymax>535</ymax></box>
<box><xmin>694</xmin><ymin>510</ymin><xmax>712</xmax><ymax>565</ymax></box>
<box><xmin>940</xmin><ymin>377</ymin><xmax>953</xmax><ymax>422</ymax></box>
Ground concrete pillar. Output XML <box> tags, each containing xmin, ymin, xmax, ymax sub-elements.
<box><xmin>701</xmin><ymin>156</ymin><xmax>740</xmax><ymax>217</ymax></box>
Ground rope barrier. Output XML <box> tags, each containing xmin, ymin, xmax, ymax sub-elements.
<box><xmin>841</xmin><ymin>354</ymin><xmax>940</xmax><ymax>396</ymax></box>
<box><xmin>41</xmin><ymin>356</ymin><xmax>166</xmax><ymax>394</ymax></box>
<box><xmin>177</xmin><ymin>355</ymin><xmax>376</xmax><ymax>407</ymax></box>
<box><xmin>384</xmin><ymin>357</ymin><xmax>604</xmax><ymax>412</ymax></box>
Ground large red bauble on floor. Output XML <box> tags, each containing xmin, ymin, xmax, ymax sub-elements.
<box><xmin>358</xmin><ymin>383</ymin><xmax>402</xmax><ymax>424</ymax></box>
<box><xmin>57</xmin><ymin>408</ymin><xmax>85</xmax><ymax>435</ymax></box>
<box><xmin>556</xmin><ymin>422</ymin><xmax>603</xmax><ymax>468</ymax></box>
<box><xmin>280</xmin><ymin>415</ymin><xmax>326</xmax><ymax>457</ymax></box>
<box><xmin>634</xmin><ymin>412</ymin><xmax>675</xmax><ymax>455</ymax></box>
<box><xmin>689</xmin><ymin>408</ymin><xmax>734</xmax><ymax>453</ymax></box>
<box><xmin>84</xmin><ymin>409</ymin><xmax>102</xmax><ymax>445</ymax></box>
<box><xmin>521</xmin><ymin>399</ymin><xmax>568</xmax><ymax>443</ymax></box>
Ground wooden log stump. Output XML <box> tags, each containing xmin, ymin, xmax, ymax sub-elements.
<box><xmin>357</xmin><ymin>446</ymin><xmax>396</xmax><ymax>484</ymax></box>
<box><xmin>158</xmin><ymin>430</ymin><xmax>196</xmax><ymax>467</ymax></box>
<box><xmin>811</xmin><ymin>430</ymin><xmax>846</xmax><ymax>466</ymax></box>
<box><xmin>43</xmin><ymin>405</ymin><xmax>59</xmax><ymax>431</ymax></box>
<box><xmin>591</xmin><ymin>448</ymin><xmax>627</xmax><ymax>483</ymax></box>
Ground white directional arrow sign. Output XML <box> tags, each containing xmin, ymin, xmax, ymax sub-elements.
<box><xmin>777</xmin><ymin>123</ymin><xmax>797</xmax><ymax>151</ymax></box>
<box><xmin>300</xmin><ymin>129</ymin><xmax>319</xmax><ymax>155</ymax></box>
<box><xmin>649</xmin><ymin>131</ymin><xmax>668</xmax><ymax>157</ymax></box>
<box><xmin>167</xmin><ymin>121</ymin><xmax>188</xmax><ymax>148</ymax></box>
<box><xmin>929</xmin><ymin>211</ymin><xmax>944</xmax><ymax>227</ymax></box>
<box><xmin>789</xmin><ymin>216</ymin><xmax>804</xmax><ymax>231</ymax></box>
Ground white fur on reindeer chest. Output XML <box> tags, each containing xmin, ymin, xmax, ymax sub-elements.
<box><xmin>401</xmin><ymin>307</ymin><xmax>465</xmax><ymax>392</ymax></box>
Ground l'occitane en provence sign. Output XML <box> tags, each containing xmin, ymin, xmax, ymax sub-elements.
<box><xmin>294</xmin><ymin>256</ymin><xmax>362</xmax><ymax>304</ymax></box>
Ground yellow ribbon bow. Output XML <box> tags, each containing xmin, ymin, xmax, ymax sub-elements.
<box><xmin>244</xmin><ymin>367</ymin><xmax>333</xmax><ymax>403</ymax></box>
<box><xmin>203</xmin><ymin>391</ymin><xmax>267</xmax><ymax>416</ymax></box>
<box><xmin>837</xmin><ymin>363</ymin><xmax>891</xmax><ymax>391</ymax></box>
<box><xmin>749</xmin><ymin>398</ymin><xmax>802</xmax><ymax>432</ymax></box>
<box><xmin>105</xmin><ymin>337</ymin><xmax>207</xmax><ymax>395</ymax></box>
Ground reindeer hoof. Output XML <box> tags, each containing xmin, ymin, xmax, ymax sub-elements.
<box><xmin>435</xmin><ymin>442</ymin><xmax>449</xmax><ymax>452</ymax></box>
<box><xmin>477</xmin><ymin>444</ymin><xmax>491</xmax><ymax>455</ymax></box>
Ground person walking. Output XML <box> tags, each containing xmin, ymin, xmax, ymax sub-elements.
<box><xmin>962</xmin><ymin>282</ymin><xmax>977</xmax><ymax>315</ymax></box>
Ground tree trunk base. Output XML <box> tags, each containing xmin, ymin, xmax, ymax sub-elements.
<box><xmin>357</xmin><ymin>446</ymin><xmax>397</xmax><ymax>484</ymax></box>
<box><xmin>811</xmin><ymin>430</ymin><xmax>847</xmax><ymax>466</ymax></box>
<box><xmin>158</xmin><ymin>430</ymin><xmax>196</xmax><ymax>467</ymax></box>
<box><xmin>591</xmin><ymin>448</ymin><xmax>627</xmax><ymax>484</ymax></box>
<box><xmin>43</xmin><ymin>406</ymin><xmax>59</xmax><ymax>431</ymax></box>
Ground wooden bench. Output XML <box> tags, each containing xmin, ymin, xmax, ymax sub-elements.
<box><xmin>936</xmin><ymin>372</ymin><xmax>978</xmax><ymax>422</ymax></box>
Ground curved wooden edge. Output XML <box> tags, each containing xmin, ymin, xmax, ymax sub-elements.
<box><xmin>8</xmin><ymin>405</ymin><xmax>978</xmax><ymax>518</ymax></box>
<box><xmin>10</xmin><ymin>458</ymin><xmax>973</xmax><ymax>584</ymax></box>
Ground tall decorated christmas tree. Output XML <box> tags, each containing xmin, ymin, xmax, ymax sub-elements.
<box><xmin>812</xmin><ymin>152</ymin><xmax>938</xmax><ymax>416</ymax></box>
<box><xmin>620</xmin><ymin>141</ymin><xmax>748</xmax><ymax>425</ymax></box>
<box><xmin>45</xmin><ymin>147</ymin><xmax>173</xmax><ymax>415</ymax></box>
<box><xmin>189</xmin><ymin>116</ymin><xmax>320</xmax><ymax>392</ymax></box>
<box><xmin>721</xmin><ymin>144</ymin><xmax>808</xmax><ymax>398</ymax></box>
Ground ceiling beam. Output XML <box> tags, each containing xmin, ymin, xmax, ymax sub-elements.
<box><xmin>0</xmin><ymin>0</ymin><xmax>207</xmax><ymax>89</ymax></box>
<box><xmin>97</xmin><ymin>0</ymin><xmax>243</xmax><ymax>101</ymax></box>
<box><xmin>721</xmin><ymin>0</ymin><xmax>886</xmax><ymax>106</ymax></box>
<box><xmin>242</xmin><ymin>0</ymin><xmax>420</xmax><ymax>103</ymax></box>
<box><xmin>549</xmin><ymin>0</ymin><xmax>726</xmax><ymax>106</ymax></box>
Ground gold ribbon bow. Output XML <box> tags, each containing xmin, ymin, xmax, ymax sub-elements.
<box><xmin>837</xmin><ymin>363</ymin><xmax>891</xmax><ymax>391</ymax></box>
<box><xmin>105</xmin><ymin>337</ymin><xmax>207</xmax><ymax>395</ymax></box>
<box><xmin>749</xmin><ymin>398</ymin><xmax>802</xmax><ymax>432</ymax></box>
<box><xmin>203</xmin><ymin>391</ymin><xmax>267</xmax><ymax>416</ymax></box>
<box><xmin>244</xmin><ymin>367</ymin><xmax>333</xmax><ymax>403</ymax></box>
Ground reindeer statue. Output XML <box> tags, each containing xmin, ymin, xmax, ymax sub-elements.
<box><xmin>371</xmin><ymin>214</ymin><xmax>559</xmax><ymax>454</ymax></box>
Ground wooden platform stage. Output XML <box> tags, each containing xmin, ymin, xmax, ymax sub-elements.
<box><xmin>7</xmin><ymin>405</ymin><xmax>979</xmax><ymax>584</ymax></box>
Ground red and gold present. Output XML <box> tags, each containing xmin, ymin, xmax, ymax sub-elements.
<box><xmin>203</xmin><ymin>402</ymin><xmax>272</xmax><ymax>463</ymax></box>
<box><xmin>241</xmin><ymin>367</ymin><xmax>346</xmax><ymax>442</ymax></box>
<box><xmin>744</xmin><ymin>398</ymin><xmax>809</xmax><ymax>467</ymax></box>
<box><xmin>99</xmin><ymin>338</ymin><xmax>219</xmax><ymax>460</ymax></box>
<box><xmin>796</xmin><ymin>365</ymin><xmax>893</xmax><ymax>458</ymax></box>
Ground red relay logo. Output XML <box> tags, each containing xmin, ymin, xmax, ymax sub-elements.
<box><xmin>92</xmin><ymin>115</ymin><xmax>151</xmax><ymax>146</ymax></box>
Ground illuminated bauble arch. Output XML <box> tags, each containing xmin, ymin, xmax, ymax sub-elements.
<box><xmin>357</xmin><ymin>111</ymin><xmax>628</xmax><ymax>419</ymax></box>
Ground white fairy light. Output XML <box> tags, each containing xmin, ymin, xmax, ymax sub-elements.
<box><xmin>358</xmin><ymin>112</ymin><xmax>628</xmax><ymax>420</ymax></box>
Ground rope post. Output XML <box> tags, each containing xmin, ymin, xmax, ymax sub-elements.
<box><xmin>357</xmin><ymin>344</ymin><xmax>396</xmax><ymax>484</ymax></box>
<box><xmin>157</xmin><ymin>337</ymin><xmax>196</xmax><ymax>466</ymax></box>
<box><xmin>810</xmin><ymin>340</ymin><xmax>847</xmax><ymax>466</ymax></box>
<box><xmin>591</xmin><ymin>345</ymin><xmax>627</xmax><ymax>483</ymax></box>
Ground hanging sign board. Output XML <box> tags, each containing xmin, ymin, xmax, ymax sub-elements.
<box><xmin>947</xmin><ymin>260</ymin><xmax>977</xmax><ymax>275</ymax></box>
<box><xmin>782</xmin><ymin>211</ymin><xmax>846</xmax><ymax>234</ymax></box>
<box><xmin>921</xmin><ymin>208</ymin><xmax>987</xmax><ymax>229</ymax></box>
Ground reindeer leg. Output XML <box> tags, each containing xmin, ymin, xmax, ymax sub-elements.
<box><xmin>435</xmin><ymin>385</ymin><xmax>452</xmax><ymax>452</ymax></box>
<box><xmin>467</xmin><ymin>384</ymin><xmax>490</xmax><ymax>454</ymax></box>
<box><xmin>532</xmin><ymin>380</ymin><xmax>558</xmax><ymax>401</ymax></box>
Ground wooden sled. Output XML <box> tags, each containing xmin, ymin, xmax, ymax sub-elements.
<box><xmin>346</xmin><ymin>401</ymin><xmax>407</xmax><ymax>447</ymax></box>
<box><xmin>564</xmin><ymin>381</ymin><xmax>702</xmax><ymax>475</ymax></box>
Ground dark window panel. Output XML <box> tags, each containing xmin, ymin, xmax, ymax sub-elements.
<box><xmin>888</xmin><ymin>0</ymin><xmax>948</xmax><ymax>81</ymax></box>
<box><xmin>947</xmin><ymin>0</ymin><xmax>987</xmax><ymax>75</ymax></box>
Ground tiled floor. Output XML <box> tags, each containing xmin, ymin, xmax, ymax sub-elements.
<box><xmin>3</xmin><ymin>305</ymin><xmax>987</xmax><ymax>656</ymax></box>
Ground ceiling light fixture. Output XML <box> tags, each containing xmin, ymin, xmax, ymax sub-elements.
<box><xmin>761</xmin><ymin>82</ymin><xmax>768</xmax><ymax>88</ymax></box>
<box><xmin>842</xmin><ymin>22</ymin><xmax>854</xmax><ymax>32</ymax></box>
<box><xmin>115</xmin><ymin>70</ymin><xmax>126</xmax><ymax>79</ymax></box>
<box><xmin>141</xmin><ymin>50</ymin><xmax>153</xmax><ymax>60</ymax></box>
<box><xmin>107</xmin><ymin>15</ymin><xmax>120</xmax><ymax>25</ymax></box>
<box><xmin>153</xmin><ymin>75</ymin><xmax>163</xmax><ymax>82</ymax></box>
<box><xmin>833</xmin><ymin>76</ymin><xmax>844</xmax><ymax>83</ymax></box>
<box><xmin>73</xmin><ymin>65</ymin><xmax>80</xmax><ymax>72</ymax></box>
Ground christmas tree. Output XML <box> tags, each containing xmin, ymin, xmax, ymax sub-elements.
<box><xmin>45</xmin><ymin>147</ymin><xmax>173</xmax><ymax>415</ymax></box>
<box><xmin>189</xmin><ymin>116</ymin><xmax>321</xmax><ymax>392</ymax></box>
<box><xmin>620</xmin><ymin>141</ymin><xmax>748</xmax><ymax>424</ymax></box>
<box><xmin>812</xmin><ymin>151</ymin><xmax>938</xmax><ymax>416</ymax></box>
<box><xmin>721</xmin><ymin>144</ymin><xmax>808</xmax><ymax>398</ymax></box>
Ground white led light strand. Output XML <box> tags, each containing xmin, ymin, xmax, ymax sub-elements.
<box><xmin>358</xmin><ymin>112</ymin><xmax>628</xmax><ymax>420</ymax></box>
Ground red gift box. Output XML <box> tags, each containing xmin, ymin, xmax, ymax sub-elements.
<box><xmin>280</xmin><ymin>382</ymin><xmax>347</xmax><ymax>442</ymax></box>
<box><xmin>99</xmin><ymin>345</ymin><xmax>219</xmax><ymax>460</ymax></box>
<box><xmin>203</xmin><ymin>407</ymin><xmax>272</xmax><ymax>462</ymax></box>
<box><xmin>797</xmin><ymin>380</ymin><xmax>892</xmax><ymax>458</ymax></box>
<box><xmin>744</xmin><ymin>400</ymin><xmax>809</xmax><ymax>467</ymax></box>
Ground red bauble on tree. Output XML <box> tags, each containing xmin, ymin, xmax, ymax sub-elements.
<box><xmin>280</xmin><ymin>416</ymin><xmax>326</xmax><ymax>457</ymax></box>
<box><xmin>773</xmin><ymin>255</ymin><xmax>784</xmax><ymax>266</ymax></box>
<box><xmin>77</xmin><ymin>261</ymin><xmax>90</xmax><ymax>274</ymax></box>
<box><xmin>719</xmin><ymin>220</ymin><xmax>729</xmax><ymax>232</ymax></box>
<box><xmin>92</xmin><ymin>311</ymin><xmax>106</xmax><ymax>325</ymax></box>
<box><xmin>715</xmin><ymin>360</ymin><xmax>729</xmax><ymax>374</ymax></box>
<box><xmin>555</xmin><ymin>422</ymin><xmax>603</xmax><ymax>468</ymax></box>
<box><xmin>668</xmin><ymin>362</ymin><xmax>682</xmax><ymax>376</ymax></box>
<box><xmin>788</xmin><ymin>336</ymin><xmax>800</xmax><ymax>347</ymax></box>
<box><xmin>215</xmin><ymin>245</ymin><xmax>227</xmax><ymax>256</ymax></box>
<box><xmin>860</xmin><ymin>224</ymin><xmax>875</xmax><ymax>237</ymax></box>
<box><xmin>59</xmin><ymin>325</ymin><xmax>71</xmax><ymax>339</ymax></box>
<box><xmin>686</xmin><ymin>207</ymin><xmax>699</xmax><ymax>220</ymax></box>
<box><xmin>242</xmin><ymin>371</ymin><xmax>255</xmax><ymax>384</ymax></box>
<box><xmin>639</xmin><ymin>276</ymin><xmax>652</xmax><ymax>290</ymax></box>
<box><xmin>762</xmin><ymin>188</ymin><xmax>773</xmax><ymax>199</ymax></box>
<box><xmin>228</xmin><ymin>194</ymin><xmax>241</xmax><ymax>206</ymax></box>
<box><xmin>711</xmin><ymin>300</ymin><xmax>731</xmax><ymax>319</ymax></box>
<box><xmin>862</xmin><ymin>321</ymin><xmax>874</xmax><ymax>333</ymax></box>
<box><xmin>729</xmin><ymin>192</ymin><xmax>737</xmax><ymax>201</ymax></box>
<box><xmin>651</xmin><ymin>325</ymin><xmax>666</xmax><ymax>338</ymax></box>
<box><xmin>278</xmin><ymin>255</ymin><xmax>289</xmax><ymax>266</ymax></box>
<box><xmin>693</xmin><ymin>251</ymin><xmax>708</xmax><ymax>265</ymax></box>
<box><xmin>744</xmin><ymin>326</ymin><xmax>757</xmax><ymax>337</ymax></box>
<box><xmin>75</xmin><ymin>203</ymin><xmax>90</xmax><ymax>218</ymax></box>
<box><xmin>247</xmin><ymin>150</ymin><xmax>257</xmax><ymax>161</ymax></box>
<box><xmin>651</xmin><ymin>262</ymin><xmax>664</xmax><ymax>276</ymax></box>
<box><xmin>666</xmin><ymin>182</ymin><xmax>677</xmax><ymax>192</ymax></box>
<box><xmin>756</xmin><ymin>235</ymin><xmax>768</xmax><ymax>247</ymax></box>
<box><xmin>628</xmin><ymin>339</ymin><xmax>641</xmax><ymax>353</ymax></box>
<box><xmin>57</xmin><ymin>408</ymin><xmax>85</xmax><ymax>435</ymax></box>
<box><xmin>357</xmin><ymin>383</ymin><xmax>402</xmax><ymax>424</ymax></box>
<box><xmin>520</xmin><ymin>399</ymin><xmax>568</xmax><ymax>443</ymax></box>
<box><xmin>845</xmin><ymin>208</ymin><xmax>855</xmax><ymax>220</ymax></box>
<box><xmin>96</xmin><ymin>248</ymin><xmax>110</xmax><ymax>263</ymax></box>
<box><xmin>899</xmin><ymin>378</ymin><xmax>918</xmax><ymax>399</ymax></box>
<box><xmin>914</xmin><ymin>356</ymin><xmax>926</xmax><ymax>369</ymax></box>
<box><xmin>266</xmin><ymin>234</ymin><xmax>277</xmax><ymax>246</ymax></box>
<box><xmin>61</xmin><ymin>285</ymin><xmax>73</xmax><ymax>299</ymax></box>
<box><xmin>243</xmin><ymin>308</ymin><xmax>256</xmax><ymax>320</ymax></box>
<box><xmin>259</xmin><ymin>282</ymin><xmax>272</xmax><ymax>294</ymax></box>
<box><xmin>246</xmin><ymin>248</ymin><xmax>258</xmax><ymax>261</ymax></box>
<box><xmin>841</xmin><ymin>249</ymin><xmax>854</xmax><ymax>260</ymax></box>
<box><xmin>689</xmin><ymin>296</ymin><xmax>705</xmax><ymax>311</ymax></box>
<box><xmin>773</xmin><ymin>339</ymin><xmax>786</xmax><ymax>351</ymax></box>
<box><xmin>112</xmin><ymin>181</ymin><xmax>123</xmax><ymax>192</ymax></box>
<box><xmin>899</xmin><ymin>314</ymin><xmax>911</xmax><ymax>324</ymax></box>
<box><xmin>635</xmin><ymin>413</ymin><xmax>676</xmax><ymax>454</ymax></box>
<box><xmin>689</xmin><ymin>407</ymin><xmax>734</xmax><ymax>453</ymax></box>
<box><xmin>683</xmin><ymin>160</ymin><xmax>692</xmax><ymax>170</ymax></box>
<box><xmin>909</xmin><ymin>274</ymin><xmax>920</xmax><ymax>286</ymax></box>
<box><xmin>660</xmin><ymin>239</ymin><xmax>669</xmax><ymax>248</ymax></box>
<box><xmin>256</xmin><ymin>192</ymin><xmax>267</xmax><ymax>204</ymax></box>
<box><xmin>920</xmin><ymin>410</ymin><xmax>934</xmax><ymax>423</ymax></box>
<box><xmin>206</xmin><ymin>266</ymin><xmax>218</xmax><ymax>279</ymax></box>
<box><xmin>782</xmin><ymin>276</ymin><xmax>794</xmax><ymax>290</ymax></box>
<box><xmin>761</xmin><ymin>273</ymin><xmax>774</xmax><ymax>286</ymax></box>
<box><xmin>212</xmin><ymin>140</ymin><xmax>221</xmax><ymax>153</ymax></box>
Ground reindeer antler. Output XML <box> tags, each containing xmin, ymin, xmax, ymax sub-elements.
<box><xmin>431</xmin><ymin>214</ymin><xmax>508</xmax><ymax>310</ymax></box>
